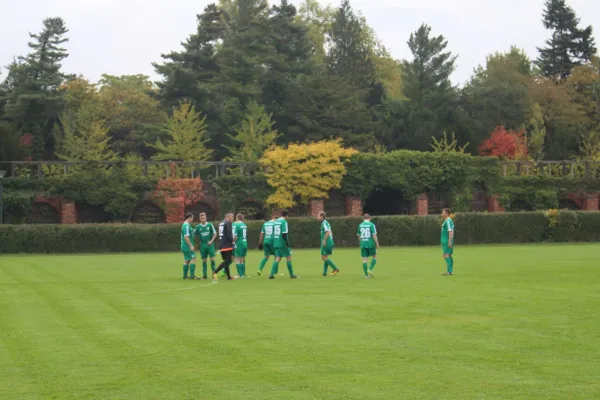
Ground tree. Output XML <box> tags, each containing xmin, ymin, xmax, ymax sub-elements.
<box><xmin>1</xmin><ymin>17</ymin><xmax>71</xmax><ymax>159</ymax></box>
<box><xmin>431</xmin><ymin>132</ymin><xmax>469</xmax><ymax>153</ymax></box>
<box><xmin>297</xmin><ymin>0</ymin><xmax>334</xmax><ymax>63</ymax></box>
<box><xmin>150</xmin><ymin>101</ymin><xmax>212</xmax><ymax>162</ymax></box>
<box><xmin>56</xmin><ymin>109</ymin><xmax>114</xmax><ymax>162</ymax></box>
<box><xmin>396</xmin><ymin>24</ymin><xmax>458</xmax><ymax>150</ymax></box>
<box><xmin>536</xmin><ymin>0</ymin><xmax>597</xmax><ymax>81</ymax></box>
<box><xmin>260</xmin><ymin>139</ymin><xmax>357</xmax><ymax>208</ymax></box>
<box><xmin>462</xmin><ymin>46</ymin><xmax>533</xmax><ymax>149</ymax></box>
<box><xmin>528</xmin><ymin>103</ymin><xmax>547</xmax><ymax>160</ymax></box>
<box><xmin>479</xmin><ymin>126</ymin><xmax>528</xmax><ymax>160</ymax></box>
<box><xmin>225</xmin><ymin>101</ymin><xmax>279</xmax><ymax>163</ymax></box>
<box><xmin>567</xmin><ymin>56</ymin><xmax>600</xmax><ymax>131</ymax></box>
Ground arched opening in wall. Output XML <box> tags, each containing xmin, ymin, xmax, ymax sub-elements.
<box><xmin>364</xmin><ymin>188</ymin><xmax>411</xmax><ymax>216</ymax></box>
<box><xmin>238</xmin><ymin>201</ymin><xmax>264</xmax><ymax>220</ymax></box>
<box><xmin>131</xmin><ymin>202</ymin><xmax>166</xmax><ymax>224</ymax></box>
<box><xmin>559</xmin><ymin>199</ymin><xmax>581</xmax><ymax>210</ymax></box>
<box><xmin>509</xmin><ymin>200</ymin><xmax>532</xmax><ymax>212</ymax></box>
<box><xmin>185</xmin><ymin>202</ymin><xmax>215</xmax><ymax>221</ymax></box>
<box><xmin>26</xmin><ymin>202</ymin><xmax>61</xmax><ymax>224</ymax></box>
<box><xmin>472</xmin><ymin>187</ymin><xmax>488</xmax><ymax>212</ymax></box>
<box><xmin>77</xmin><ymin>203</ymin><xmax>110</xmax><ymax>223</ymax></box>
<box><xmin>428</xmin><ymin>192</ymin><xmax>450</xmax><ymax>215</ymax></box>
<box><xmin>324</xmin><ymin>190</ymin><xmax>345</xmax><ymax>217</ymax></box>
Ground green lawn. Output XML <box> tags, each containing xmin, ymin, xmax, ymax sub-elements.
<box><xmin>1</xmin><ymin>244</ymin><xmax>599</xmax><ymax>400</ymax></box>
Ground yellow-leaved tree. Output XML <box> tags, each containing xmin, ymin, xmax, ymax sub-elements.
<box><xmin>260</xmin><ymin>139</ymin><xmax>357</xmax><ymax>208</ymax></box>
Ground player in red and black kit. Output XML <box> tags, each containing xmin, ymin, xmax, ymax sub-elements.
<box><xmin>213</xmin><ymin>212</ymin><xmax>234</xmax><ymax>281</ymax></box>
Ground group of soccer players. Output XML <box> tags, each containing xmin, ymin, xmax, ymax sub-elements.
<box><xmin>180</xmin><ymin>207</ymin><xmax>455</xmax><ymax>280</ymax></box>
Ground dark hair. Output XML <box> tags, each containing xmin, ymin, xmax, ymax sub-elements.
<box><xmin>443</xmin><ymin>208</ymin><xmax>451</xmax><ymax>215</ymax></box>
<box><xmin>199</xmin><ymin>212</ymin><xmax>206</xmax><ymax>217</ymax></box>
<box><xmin>363</xmin><ymin>213</ymin><xmax>370</xmax><ymax>219</ymax></box>
<box><xmin>281</xmin><ymin>209</ymin><xmax>289</xmax><ymax>217</ymax></box>
<box><xmin>319</xmin><ymin>211</ymin><xmax>326</xmax><ymax>218</ymax></box>
<box><xmin>236</xmin><ymin>213</ymin><xmax>244</xmax><ymax>221</ymax></box>
<box><xmin>184</xmin><ymin>212</ymin><xmax>193</xmax><ymax>220</ymax></box>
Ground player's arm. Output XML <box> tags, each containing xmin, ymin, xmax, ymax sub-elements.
<box><xmin>208</xmin><ymin>225</ymin><xmax>217</xmax><ymax>245</ymax></box>
<box><xmin>322</xmin><ymin>229</ymin><xmax>331</xmax><ymax>246</ymax></box>
<box><xmin>257</xmin><ymin>228</ymin><xmax>265</xmax><ymax>250</ymax></box>
<box><xmin>232</xmin><ymin>226</ymin><xmax>238</xmax><ymax>245</ymax></box>
<box><xmin>184</xmin><ymin>226</ymin><xmax>194</xmax><ymax>251</ymax></box>
<box><xmin>373</xmin><ymin>225</ymin><xmax>379</xmax><ymax>248</ymax></box>
<box><xmin>226</xmin><ymin>221</ymin><xmax>234</xmax><ymax>242</ymax></box>
<box><xmin>448</xmin><ymin>221</ymin><xmax>454</xmax><ymax>248</ymax></box>
<box><xmin>282</xmin><ymin>223</ymin><xmax>290</xmax><ymax>247</ymax></box>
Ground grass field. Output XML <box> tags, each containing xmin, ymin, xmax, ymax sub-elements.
<box><xmin>1</xmin><ymin>244</ymin><xmax>599</xmax><ymax>400</ymax></box>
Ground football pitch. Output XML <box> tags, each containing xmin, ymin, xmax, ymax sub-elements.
<box><xmin>1</xmin><ymin>244</ymin><xmax>599</xmax><ymax>400</ymax></box>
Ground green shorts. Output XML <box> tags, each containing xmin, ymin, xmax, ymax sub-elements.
<box><xmin>442</xmin><ymin>243</ymin><xmax>454</xmax><ymax>255</ymax></box>
<box><xmin>181</xmin><ymin>246</ymin><xmax>196</xmax><ymax>261</ymax></box>
<box><xmin>234</xmin><ymin>246</ymin><xmax>248</xmax><ymax>258</ymax></box>
<box><xmin>263</xmin><ymin>242</ymin><xmax>275</xmax><ymax>257</ymax></box>
<box><xmin>320</xmin><ymin>246</ymin><xmax>333</xmax><ymax>256</ymax></box>
<box><xmin>200</xmin><ymin>244</ymin><xmax>216</xmax><ymax>259</ymax></box>
<box><xmin>275</xmin><ymin>247</ymin><xmax>292</xmax><ymax>258</ymax></box>
<box><xmin>360</xmin><ymin>247</ymin><xmax>377</xmax><ymax>258</ymax></box>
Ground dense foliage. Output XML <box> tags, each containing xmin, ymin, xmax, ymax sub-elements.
<box><xmin>0</xmin><ymin>1</ymin><xmax>596</xmax><ymax>164</ymax></box>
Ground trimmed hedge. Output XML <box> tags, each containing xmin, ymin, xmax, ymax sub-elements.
<box><xmin>0</xmin><ymin>211</ymin><xmax>599</xmax><ymax>254</ymax></box>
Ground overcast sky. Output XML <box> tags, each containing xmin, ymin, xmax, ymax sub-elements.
<box><xmin>1</xmin><ymin>0</ymin><xmax>598</xmax><ymax>86</ymax></box>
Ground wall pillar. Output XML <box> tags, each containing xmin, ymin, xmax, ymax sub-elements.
<box><xmin>60</xmin><ymin>200</ymin><xmax>77</xmax><ymax>224</ymax></box>
<box><xmin>309</xmin><ymin>199</ymin><xmax>324</xmax><ymax>217</ymax></box>
<box><xmin>344</xmin><ymin>196</ymin><xmax>362</xmax><ymax>217</ymax></box>
<box><xmin>583</xmin><ymin>193</ymin><xmax>599</xmax><ymax>211</ymax></box>
<box><xmin>416</xmin><ymin>193</ymin><xmax>428</xmax><ymax>216</ymax></box>
<box><xmin>487</xmin><ymin>194</ymin><xmax>505</xmax><ymax>213</ymax></box>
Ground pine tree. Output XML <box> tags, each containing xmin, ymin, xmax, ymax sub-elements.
<box><xmin>1</xmin><ymin>17</ymin><xmax>71</xmax><ymax>159</ymax></box>
<box><xmin>398</xmin><ymin>24</ymin><xmax>458</xmax><ymax>150</ymax></box>
<box><xmin>536</xmin><ymin>0</ymin><xmax>597</xmax><ymax>81</ymax></box>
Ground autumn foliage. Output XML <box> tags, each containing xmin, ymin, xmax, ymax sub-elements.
<box><xmin>479</xmin><ymin>126</ymin><xmax>528</xmax><ymax>160</ymax></box>
<box><xmin>260</xmin><ymin>139</ymin><xmax>358</xmax><ymax>208</ymax></box>
<box><xmin>152</xmin><ymin>163</ymin><xmax>204</xmax><ymax>222</ymax></box>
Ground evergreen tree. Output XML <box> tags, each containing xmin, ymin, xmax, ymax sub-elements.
<box><xmin>397</xmin><ymin>24</ymin><xmax>458</xmax><ymax>151</ymax></box>
<box><xmin>1</xmin><ymin>17</ymin><xmax>71</xmax><ymax>159</ymax></box>
<box><xmin>536</xmin><ymin>0</ymin><xmax>597</xmax><ymax>81</ymax></box>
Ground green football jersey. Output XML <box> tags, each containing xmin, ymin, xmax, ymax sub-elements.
<box><xmin>273</xmin><ymin>217</ymin><xmax>289</xmax><ymax>248</ymax></box>
<box><xmin>194</xmin><ymin>222</ymin><xmax>216</xmax><ymax>245</ymax></box>
<box><xmin>321</xmin><ymin>220</ymin><xmax>334</xmax><ymax>247</ymax></box>
<box><xmin>262</xmin><ymin>220</ymin><xmax>276</xmax><ymax>244</ymax></box>
<box><xmin>357</xmin><ymin>221</ymin><xmax>377</xmax><ymax>249</ymax></box>
<box><xmin>181</xmin><ymin>222</ymin><xmax>192</xmax><ymax>248</ymax></box>
<box><xmin>234</xmin><ymin>222</ymin><xmax>248</xmax><ymax>247</ymax></box>
<box><xmin>441</xmin><ymin>218</ymin><xmax>454</xmax><ymax>244</ymax></box>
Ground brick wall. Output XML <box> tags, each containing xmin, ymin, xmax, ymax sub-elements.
<box><xmin>344</xmin><ymin>196</ymin><xmax>362</xmax><ymax>216</ymax></box>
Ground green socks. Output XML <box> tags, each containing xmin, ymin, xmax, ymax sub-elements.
<box><xmin>241</xmin><ymin>263</ymin><xmax>246</xmax><ymax>277</ymax></box>
<box><xmin>327</xmin><ymin>259</ymin><xmax>339</xmax><ymax>271</ymax></box>
<box><xmin>362</xmin><ymin>262</ymin><xmax>368</xmax><ymax>276</ymax></box>
<box><xmin>235</xmin><ymin>264</ymin><xmax>242</xmax><ymax>276</ymax></box>
<box><xmin>323</xmin><ymin>261</ymin><xmax>328</xmax><ymax>275</ymax></box>
<box><xmin>189</xmin><ymin>263</ymin><xmax>196</xmax><ymax>278</ymax></box>
<box><xmin>369</xmin><ymin>259</ymin><xmax>377</xmax><ymax>271</ymax></box>
<box><xmin>202</xmin><ymin>261</ymin><xmax>208</xmax><ymax>277</ymax></box>
<box><xmin>259</xmin><ymin>258</ymin><xmax>268</xmax><ymax>272</ymax></box>
<box><xmin>183</xmin><ymin>264</ymin><xmax>189</xmax><ymax>278</ymax></box>
<box><xmin>270</xmin><ymin>261</ymin><xmax>280</xmax><ymax>277</ymax></box>
<box><xmin>211</xmin><ymin>260</ymin><xmax>216</xmax><ymax>272</ymax></box>
<box><xmin>445</xmin><ymin>257</ymin><xmax>453</xmax><ymax>274</ymax></box>
<box><xmin>287</xmin><ymin>261</ymin><xmax>295</xmax><ymax>277</ymax></box>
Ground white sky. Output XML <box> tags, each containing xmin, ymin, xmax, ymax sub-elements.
<box><xmin>1</xmin><ymin>0</ymin><xmax>598</xmax><ymax>86</ymax></box>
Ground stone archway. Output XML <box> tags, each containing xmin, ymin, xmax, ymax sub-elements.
<box><xmin>559</xmin><ymin>199</ymin><xmax>581</xmax><ymax>210</ymax></box>
<box><xmin>131</xmin><ymin>202</ymin><xmax>166</xmax><ymax>224</ymax></box>
<box><xmin>76</xmin><ymin>203</ymin><xmax>110</xmax><ymax>223</ymax></box>
<box><xmin>238</xmin><ymin>201</ymin><xmax>264</xmax><ymax>220</ymax></box>
<box><xmin>26</xmin><ymin>202</ymin><xmax>61</xmax><ymax>224</ymax></box>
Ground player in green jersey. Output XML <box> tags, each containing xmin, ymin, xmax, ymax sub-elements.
<box><xmin>233</xmin><ymin>213</ymin><xmax>249</xmax><ymax>278</ymax></box>
<box><xmin>440</xmin><ymin>208</ymin><xmax>455</xmax><ymax>276</ymax></box>
<box><xmin>193</xmin><ymin>212</ymin><xmax>217</xmax><ymax>279</ymax></box>
<box><xmin>318</xmin><ymin>211</ymin><xmax>340</xmax><ymax>276</ymax></box>
<box><xmin>269</xmin><ymin>209</ymin><xmax>298</xmax><ymax>279</ymax></box>
<box><xmin>257</xmin><ymin>213</ymin><xmax>277</xmax><ymax>276</ymax></box>
<box><xmin>180</xmin><ymin>212</ymin><xmax>197</xmax><ymax>279</ymax></box>
<box><xmin>357</xmin><ymin>214</ymin><xmax>379</xmax><ymax>278</ymax></box>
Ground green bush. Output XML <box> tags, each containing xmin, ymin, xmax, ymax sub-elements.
<box><xmin>1</xmin><ymin>211</ymin><xmax>599</xmax><ymax>254</ymax></box>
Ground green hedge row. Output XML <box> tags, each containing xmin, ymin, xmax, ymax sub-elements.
<box><xmin>0</xmin><ymin>211</ymin><xmax>599</xmax><ymax>254</ymax></box>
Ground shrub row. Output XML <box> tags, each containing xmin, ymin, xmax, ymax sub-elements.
<box><xmin>0</xmin><ymin>211</ymin><xmax>598</xmax><ymax>254</ymax></box>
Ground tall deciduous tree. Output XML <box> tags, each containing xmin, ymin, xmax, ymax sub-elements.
<box><xmin>56</xmin><ymin>110</ymin><xmax>114</xmax><ymax>162</ymax></box>
<box><xmin>1</xmin><ymin>17</ymin><xmax>71</xmax><ymax>159</ymax></box>
<box><xmin>536</xmin><ymin>0</ymin><xmax>597</xmax><ymax>81</ymax></box>
<box><xmin>396</xmin><ymin>24</ymin><xmax>458</xmax><ymax>151</ymax></box>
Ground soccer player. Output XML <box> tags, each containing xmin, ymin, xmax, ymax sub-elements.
<box><xmin>233</xmin><ymin>213</ymin><xmax>249</xmax><ymax>278</ymax></box>
<box><xmin>193</xmin><ymin>212</ymin><xmax>217</xmax><ymax>279</ymax></box>
<box><xmin>440</xmin><ymin>208</ymin><xmax>455</xmax><ymax>276</ymax></box>
<box><xmin>318</xmin><ymin>211</ymin><xmax>340</xmax><ymax>276</ymax></box>
<box><xmin>180</xmin><ymin>212</ymin><xmax>197</xmax><ymax>279</ymax></box>
<box><xmin>213</xmin><ymin>212</ymin><xmax>234</xmax><ymax>281</ymax></box>
<box><xmin>257</xmin><ymin>213</ymin><xmax>276</xmax><ymax>276</ymax></box>
<box><xmin>269</xmin><ymin>209</ymin><xmax>298</xmax><ymax>279</ymax></box>
<box><xmin>357</xmin><ymin>214</ymin><xmax>379</xmax><ymax>278</ymax></box>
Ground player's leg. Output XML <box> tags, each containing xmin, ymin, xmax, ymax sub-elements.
<box><xmin>270</xmin><ymin>252</ymin><xmax>281</xmax><ymax>279</ymax></box>
<box><xmin>286</xmin><ymin>254</ymin><xmax>297</xmax><ymax>278</ymax></box>
<box><xmin>321</xmin><ymin>253</ymin><xmax>329</xmax><ymax>276</ymax></box>
<box><xmin>443</xmin><ymin>245</ymin><xmax>453</xmax><ymax>275</ymax></box>
<box><xmin>182</xmin><ymin>248</ymin><xmax>191</xmax><ymax>279</ymax></box>
<box><xmin>241</xmin><ymin>257</ymin><xmax>247</xmax><ymax>277</ymax></box>
<box><xmin>201</xmin><ymin>257</ymin><xmax>208</xmax><ymax>279</ymax></box>
<box><xmin>326</xmin><ymin>248</ymin><xmax>339</xmax><ymax>276</ymax></box>
<box><xmin>214</xmin><ymin>250</ymin><xmax>233</xmax><ymax>280</ymax></box>
<box><xmin>189</xmin><ymin>252</ymin><xmax>197</xmax><ymax>279</ymax></box>
<box><xmin>368</xmin><ymin>250</ymin><xmax>377</xmax><ymax>277</ymax></box>
<box><xmin>360</xmin><ymin>248</ymin><xmax>369</xmax><ymax>277</ymax></box>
